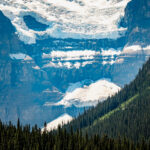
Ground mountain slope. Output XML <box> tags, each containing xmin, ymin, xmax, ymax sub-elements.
<box><xmin>47</xmin><ymin>79</ymin><xmax>121</xmax><ymax>108</ymax></box>
<box><xmin>41</xmin><ymin>113</ymin><xmax>73</xmax><ymax>132</ymax></box>
<box><xmin>124</xmin><ymin>0</ymin><xmax>150</xmax><ymax>45</ymax></box>
<box><xmin>0</xmin><ymin>0</ymin><xmax>130</xmax><ymax>44</ymax></box>
<box><xmin>65</xmin><ymin>58</ymin><xmax>150</xmax><ymax>141</ymax></box>
<box><xmin>83</xmin><ymin>87</ymin><xmax>150</xmax><ymax>141</ymax></box>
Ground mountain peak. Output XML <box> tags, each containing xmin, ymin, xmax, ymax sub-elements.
<box><xmin>0</xmin><ymin>0</ymin><xmax>130</xmax><ymax>44</ymax></box>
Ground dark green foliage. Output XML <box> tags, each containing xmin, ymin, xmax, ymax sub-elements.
<box><xmin>0</xmin><ymin>120</ymin><xmax>149</xmax><ymax>150</ymax></box>
<box><xmin>0</xmin><ymin>55</ymin><xmax>150</xmax><ymax>150</ymax></box>
<box><xmin>1</xmin><ymin>58</ymin><xmax>150</xmax><ymax>149</ymax></box>
<box><xmin>64</xmin><ymin>58</ymin><xmax>150</xmax><ymax>141</ymax></box>
<box><xmin>84</xmin><ymin>87</ymin><xmax>150</xmax><ymax>141</ymax></box>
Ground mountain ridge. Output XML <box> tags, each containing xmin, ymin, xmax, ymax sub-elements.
<box><xmin>64</xmin><ymin>57</ymin><xmax>150</xmax><ymax>141</ymax></box>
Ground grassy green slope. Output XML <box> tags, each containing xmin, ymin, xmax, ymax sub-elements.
<box><xmin>66</xmin><ymin>58</ymin><xmax>150</xmax><ymax>136</ymax></box>
<box><xmin>83</xmin><ymin>87</ymin><xmax>150</xmax><ymax>141</ymax></box>
<box><xmin>93</xmin><ymin>94</ymin><xmax>139</xmax><ymax>126</ymax></box>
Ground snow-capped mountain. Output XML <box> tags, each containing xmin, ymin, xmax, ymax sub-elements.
<box><xmin>45</xmin><ymin>79</ymin><xmax>121</xmax><ymax>108</ymax></box>
<box><xmin>41</xmin><ymin>113</ymin><xmax>73</xmax><ymax>132</ymax></box>
<box><xmin>0</xmin><ymin>0</ymin><xmax>130</xmax><ymax>44</ymax></box>
<box><xmin>0</xmin><ymin>0</ymin><xmax>150</xmax><ymax>126</ymax></box>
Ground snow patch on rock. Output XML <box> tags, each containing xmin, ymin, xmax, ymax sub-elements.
<box><xmin>41</xmin><ymin>113</ymin><xmax>73</xmax><ymax>132</ymax></box>
<box><xmin>9</xmin><ymin>53</ymin><xmax>26</xmax><ymax>60</ymax></box>
<box><xmin>0</xmin><ymin>0</ymin><xmax>131</xmax><ymax>44</ymax></box>
<box><xmin>45</xmin><ymin>79</ymin><xmax>121</xmax><ymax>107</ymax></box>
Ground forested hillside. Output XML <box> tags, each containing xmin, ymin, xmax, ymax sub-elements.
<box><xmin>0</xmin><ymin>120</ymin><xmax>150</xmax><ymax>150</ymax></box>
<box><xmin>65</xmin><ymin>58</ymin><xmax>150</xmax><ymax>141</ymax></box>
<box><xmin>83</xmin><ymin>87</ymin><xmax>150</xmax><ymax>141</ymax></box>
<box><xmin>1</xmin><ymin>40</ymin><xmax>150</xmax><ymax>150</ymax></box>
<box><xmin>1</xmin><ymin>58</ymin><xmax>150</xmax><ymax>150</ymax></box>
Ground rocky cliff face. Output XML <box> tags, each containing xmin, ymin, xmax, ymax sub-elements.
<box><xmin>124</xmin><ymin>0</ymin><xmax>150</xmax><ymax>45</ymax></box>
<box><xmin>0</xmin><ymin>0</ymin><xmax>150</xmax><ymax>126</ymax></box>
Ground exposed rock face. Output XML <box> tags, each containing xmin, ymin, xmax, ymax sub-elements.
<box><xmin>124</xmin><ymin>0</ymin><xmax>150</xmax><ymax>45</ymax></box>
<box><xmin>0</xmin><ymin>0</ymin><xmax>150</xmax><ymax>126</ymax></box>
<box><xmin>0</xmin><ymin>11</ymin><xmax>24</xmax><ymax>58</ymax></box>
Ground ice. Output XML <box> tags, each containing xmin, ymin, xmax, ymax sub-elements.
<box><xmin>9</xmin><ymin>53</ymin><xmax>26</xmax><ymax>59</ymax></box>
<box><xmin>45</xmin><ymin>79</ymin><xmax>121</xmax><ymax>107</ymax></box>
<box><xmin>0</xmin><ymin>0</ymin><xmax>131</xmax><ymax>44</ymax></box>
<box><xmin>42</xmin><ymin>50</ymin><xmax>100</xmax><ymax>61</ymax></box>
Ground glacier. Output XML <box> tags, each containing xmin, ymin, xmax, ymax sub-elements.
<box><xmin>0</xmin><ymin>0</ymin><xmax>131</xmax><ymax>44</ymax></box>
<box><xmin>42</xmin><ymin>49</ymin><xmax>122</xmax><ymax>69</ymax></box>
<box><xmin>45</xmin><ymin>79</ymin><xmax>121</xmax><ymax>108</ymax></box>
<box><xmin>9</xmin><ymin>53</ymin><xmax>27</xmax><ymax>60</ymax></box>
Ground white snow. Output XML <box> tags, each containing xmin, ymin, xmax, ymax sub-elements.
<box><xmin>143</xmin><ymin>45</ymin><xmax>150</xmax><ymax>51</ymax></box>
<box><xmin>122</xmin><ymin>45</ymin><xmax>150</xmax><ymax>55</ymax></box>
<box><xmin>9</xmin><ymin>53</ymin><xmax>34</xmax><ymax>61</ymax></box>
<box><xmin>65</xmin><ymin>46</ymin><xmax>73</xmax><ymax>49</ymax></box>
<box><xmin>143</xmin><ymin>45</ymin><xmax>150</xmax><ymax>55</ymax></box>
<box><xmin>142</xmin><ymin>45</ymin><xmax>150</xmax><ymax>55</ymax></box>
<box><xmin>46</xmin><ymin>79</ymin><xmax>121</xmax><ymax>107</ymax></box>
<box><xmin>43</xmin><ymin>61</ymin><xmax>61</xmax><ymax>68</ymax></box>
<box><xmin>63</xmin><ymin>62</ymin><xmax>72</xmax><ymax>69</ymax></box>
<box><xmin>32</xmin><ymin>66</ymin><xmax>40</xmax><ymax>70</ymax></box>
<box><xmin>24</xmin><ymin>55</ymin><xmax>33</xmax><ymax>61</ymax></box>
<box><xmin>43</xmin><ymin>61</ymin><xmax>82</xmax><ymax>69</ymax></box>
<box><xmin>0</xmin><ymin>0</ymin><xmax>131</xmax><ymax>44</ymax></box>
<box><xmin>122</xmin><ymin>45</ymin><xmax>142</xmax><ymax>54</ymax></box>
<box><xmin>101</xmin><ymin>49</ymin><xmax>121</xmax><ymax>56</ymax></box>
<box><xmin>42</xmin><ymin>50</ymin><xmax>100</xmax><ymax>61</ymax></box>
<box><xmin>41</xmin><ymin>113</ymin><xmax>73</xmax><ymax>132</ymax></box>
<box><xmin>102</xmin><ymin>60</ymin><xmax>116</xmax><ymax>65</ymax></box>
<box><xmin>43</xmin><ymin>61</ymin><xmax>97</xmax><ymax>69</ymax></box>
<box><xmin>115</xmin><ymin>58</ymin><xmax>124</xmax><ymax>64</ymax></box>
<box><xmin>42</xmin><ymin>48</ymin><xmax>123</xmax><ymax>68</ymax></box>
<box><xmin>42</xmin><ymin>88</ymin><xmax>52</xmax><ymax>93</ymax></box>
<box><xmin>82</xmin><ymin>61</ymin><xmax>95</xmax><ymax>67</ymax></box>
<box><xmin>42</xmin><ymin>50</ymin><xmax>101</xmax><ymax>69</ymax></box>
<box><xmin>9</xmin><ymin>53</ymin><xmax>26</xmax><ymax>60</ymax></box>
<box><xmin>74</xmin><ymin>62</ymin><xmax>81</xmax><ymax>69</ymax></box>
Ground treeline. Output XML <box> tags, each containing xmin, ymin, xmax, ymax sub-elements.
<box><xmin>64</xmin><ymin>58</ymin><xmax>150</xmax><ymax>138</ymax></box>
<box><xmin>0</xmin><ymin>58</ymin><xmax>150</xmax><ymax>149</ymax></box>
<box><xmin>0</xmin><ymin>119</ymin><xmax>150</xmax><ymax>150</ymax></box>
<box><xmin>83</xmin><ymin>87</ymin><xmax>150</xmax><ymax>141</ymax></box>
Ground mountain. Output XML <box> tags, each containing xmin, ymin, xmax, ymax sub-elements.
<box><xmin>0</xmin><ymin>0</ymin><xmax>150</xmax><ymax>126</ymax></box>
<box><xmin>124</xmin><ymin>0</ymin><xmax>150</xmax><ymax>45</ymax></box>
<box><xmin>0</xmin><ymin>0</ymin><xmax>130</xmax><ymax>43</ymax></box>
<box><xmin>1</xmin><ymin>56</ymin><xmax>150</xmax><ymax>148</ymax></box>
<box><xmin>41</xmin><ymin>113</ymin><xmax>73</xmax><ymax>132</ymax></box>
<box><xmin>46</xmin><ymin>79</ymin><xmax>121</xmax><ymax>108</ymax></box>
<box><xmin>65</xmin><ymin>57</ymin><xmax>150</xmax><ymax>141</ymax></box>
